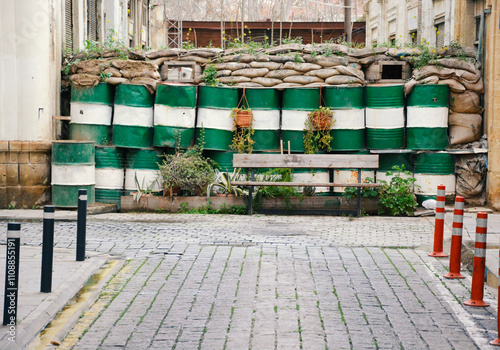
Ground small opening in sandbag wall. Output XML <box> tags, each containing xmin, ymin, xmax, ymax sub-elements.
<box><xmin>381</xmin><ymin>65</ymin><xmax>403</xmax><ymax>80</ymax></box>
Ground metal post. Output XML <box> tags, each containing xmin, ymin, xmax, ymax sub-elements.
<box><xmin>356</xmin><ymin>168</ymin><xmax>361</xmax><ymax>217</ymax></box>
<box><xmin>429</xmin><ymin>185</ymin><xmax>448</xmax><ymax>257</ymax></box>
<box><xmin>3</xmin><ymin>223</ymin><xmax>20</xmax><ymax>326</ymax></box>
<box><xmin>76</xmin><ymin>189</ymin><xmax>87</xmax><ymax>262</ymax></box>
<box><xmin>41</xmin><ymin>205</ymin><xmax>55</xmax><ymax>293</ymax></box>
<box><xmin>248</xmin><ymin>169</ymin><xmax>255</xmax><ymax>215</ymax></box>
<box><xmin>444</xmin><ymin>196</ymin><xmax>465</xmax><ymax>279</ymax></box>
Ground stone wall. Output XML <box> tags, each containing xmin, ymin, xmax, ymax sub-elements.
<box><xmin>0</xmin><ymin>141</ymin><xmax>51</xmax><ymax>208</ymax></box>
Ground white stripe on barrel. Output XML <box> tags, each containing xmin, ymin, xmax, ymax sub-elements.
<box><xmin>70</xmin><ymin>103</ymin><xmax>113</xmax><ymax>125</ymax></box>
<box><xmin>331</xmin><ymin>109</ymin><xmax>365</xmax><ymax>130</ymax></box>
<box><xmin>406</xmin><ymin>107</ymin><xmax>448</xmax><ymax>128</ymax></box>
<box><xmin>154</xmin><ymin>105</ymin><xmax>196</xmax><ymax>128</ymax></box>
<box><xmin>281</xmin><ymin>110</ymin><xmax>310</xmax><ymax>131</ymax></box>
<box><xmin>95</xmin><ymin>168</ymin><xmax>125</xmax><ymax>189</ymax></box>
<box><xmin>252</xmin><ymin>110</ymin><xmax>280</xmax><ymax>130</ymax></box>
<box><xmin>113</xmin><ymin>105</ymin><xmax>154</xmax><ymax>127</ymax></box>
<box><xmin>51</xmin><ymin>165</ymin><xmax>95</xmax><ymax>186</ymax></box>
<box><xmin>196</xmin><ymin>108</ymin><xmax>233</xmax><ymax>130</ymax></box>
<box><xmin>414</xmin><ymin>174</ymin><xmax>455</xmax><ymax>195</ymax></box>
<box><xmin>124</xmin><ymin>169</ymin><xmax>163</xmax><ymax>192</ymax></box>
<box><xmin>365</xmin><ymin>108</ymin><xmax>405</xmax><ymax>129</ymax></box>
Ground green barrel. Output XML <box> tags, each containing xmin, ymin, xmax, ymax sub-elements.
<box><xmin>154</xmin><ymin>83</ymin><xmax>197</xmax><ymax>149</ymax></box>
<box><xmin>376</xmin><ymin>153</ymin><xmax>414</xmax><ymax>184</ymax></box>
<box><xmin>95</xmin><ymin>146</ymin><xmax>125</xmax><ymax>209</ymax></box>
<box><xmin>51</xmin><ymin>141</ymin><xmax>95</xmax><ymax>207</ymax></box>
<box><xmin>281</xmin><ymin>88</ymin><xmax>320</xmax><ymax>153</ymax></box>
<box><xmin>204</xmin><ymin>150</ymin><xmax>236</xmax><ymax>172</ymax></box>
<box><xmin>332</xmin><ymin>151</ymin><xmax>374</xmax><ymax>196</ymax></box>
<box><xmin>246</xmin><ymin>88</ymin><xmax>281</xmax><ymax>151</ymax></box>
<box><xmin>70</xmin><ymin>83</ymin><xmax>114</xmax><ymax>145</ymax></box>
<box><xmin>414</xmin><ymin>152</ymin><xmax>455</xmax><ymax>202</ymax></box>
<box><xmin>407</xmin><ymin>85</ymin><xmax>449</xmax><ymax>150</ymax></box>
<box><xmin>365</xmin><ymin>85</ymin><xmax>405</xmax><ymax>149</ymax></box>
<box><xmin>324</xmin><ymin>86</ymin><xmax>365</xmax><ymax>151</ymax></box>
<box><xmin>124</xmin><ymin>148</ymin><xmax>163</xmax><ymax>194</ymax></box>
<box><xmin>196</xmin><ymin>86</ymin><xmax>239</xmax><ymax>151</ymax></box>
<box><xmin>113</xmin><ymin>84</ymin><xmax>155</xmax><ymax>149</ymax></box>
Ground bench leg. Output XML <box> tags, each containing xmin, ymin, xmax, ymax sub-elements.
<box><xmin>248</xmin><ymin>185</ymin><xmax>253</xmax><ymax>215</ymax></box>
<box><xmin>357</xmin><ymin>168</ymin><xmax>361</xmax><ymax>218</ymax></box>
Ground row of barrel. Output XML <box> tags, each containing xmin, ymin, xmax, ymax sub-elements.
<box><xmin>51</xmin><ymin>140</ymin><xmax>455</xmax><ymax>208</ymax></box>
<box><xmin>70</xmin><ymin>83</ymin><xmax>450</xmax><ymax>152</ymax></box>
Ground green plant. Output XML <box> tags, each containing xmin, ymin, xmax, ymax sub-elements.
<box><xmin>202</xmin><ymin>64</ymin><xmax>220</xmax><ymax>86</ymax></box>
<box><xmin>132</xmin><ymin>173</ymin><xmax>160</xmax><ymax>203</ymax></box>
<box><xmin>159</xmin><ymin>145</ymin><xmax>216</xmax><ymax>197</ymax></box>
<box><xmin>344</xmin><ymin>177</ymin><xmax>379</xmax><ymax>199</ymax></box>
<box><xmin>100</xmin><ymin>72</ymin><xmax>112</xmax><ymax>81</ymax></box>
<box><xmin>182</xmin><ymin>40</ymin><xmax>195</xmax><ymax>50</ymax></box>
<box><xmin>7</xmin><ymin>202</ymin><xmax>15</xmax><ymax>210</ymax></box>
<box><xmin>293</xmin><ymin>53</ymin><xmax>303</xmax><ymax>63</ymax></box>
<box><xmin>230</xmin><ymin>108</ymin><xmax>255</xmax><ymax>154</ymax></box>
<box><xmin>322</xmin><ymin>46</ymin><xmax>333</xmax><ymax>57</ymax></box>
<box><xmin>207</xmin><ymin>168</ymin><xmax>247</xmax><ymax>197</ymax></box>
<box><xmin>303</xmin><ymin>106</ymin><xmax>335</xmax><ymax>154</ymax></box>
<box><xmin>378</xmin><ymin>166</ymin><xmax>419</xmax><ymax>216</ymax></box>
<box><xmin>282</xmin><ymin>36</ymin><xmax>303</xmax><ymax>45</ymax></box>
<box><xmin>253</xmin><ymin>168</ymin><xmax>303</xmax><ymax>211</ymax></box>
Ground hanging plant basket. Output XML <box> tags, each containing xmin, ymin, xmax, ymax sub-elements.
<box><xmin>312</xmin><ymin>111</ymin><xmax>332</xmax><ymax>130</ymax></box>
<box><xmin>233</xmin><ymin>109</ymin><xmax>253</xmax><ymax>128</ymax></box>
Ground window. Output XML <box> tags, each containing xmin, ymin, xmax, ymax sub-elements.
<box><xmin>64</xmin><ymin>0</ymin><xmax>73</xmax><ymax>52</ymax></box>
<box><xmin>409</xmin><ymin>31</ymin><xmax>417</xmax><ymax>43</ymax></box>
<box><xmin>87</xmin><ymin>0</ymin><xmax>98</xmax><ymax>41</ymax></box>
<box><xmin>435</xmin><ymin>22</ymin><xmax>444</xmax><ymax>47</ymax></box>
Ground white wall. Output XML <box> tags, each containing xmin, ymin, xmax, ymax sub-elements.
<box><xmin>0</xmin><ymin>0</ymin><xmax>61</xmax><ymax>141</ymax></box>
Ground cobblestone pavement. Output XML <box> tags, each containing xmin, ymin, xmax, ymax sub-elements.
<box><xmin>11</xmin><ymin>214</ymin><xmax>498</xmax><ymax>349</ymax></box>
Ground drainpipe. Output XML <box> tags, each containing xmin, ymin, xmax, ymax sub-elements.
<box><xmin>477</xmin><ymin>8</ymin><xmax>491</xmax><ymax>114</ymax></box>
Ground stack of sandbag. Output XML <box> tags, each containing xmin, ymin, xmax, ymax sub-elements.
<box><xmin>67</xmin><ymin>58</ymin><xmax>162</xmax><ymax>93</ymax></box>
<box><xmin>195</xmin><ymin>44</ymin><xmax>366</xmax><ymax>88</ymax></box>
<box><xmin>404</xmin><ymin>57</ymin><xmax>483</xmax><ymax>147</ymax></box>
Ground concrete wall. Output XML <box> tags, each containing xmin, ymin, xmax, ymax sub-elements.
<box><xmin>0</xmin><ymin>0</ymin><xmax>62</xmax><ymax>141</ymax></box>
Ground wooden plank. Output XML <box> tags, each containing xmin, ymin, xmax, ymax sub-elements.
<box><xmin>232</xmin><ymin>181</ymin><xmax>380</xmax><ymax>187</ymax></box>
<box><xmin>52</xmin><ymin>116</ymin><xmax>71</xmax><ymax>121</ymax></box>
<box><xmin>233</xmin><ymin>154</ymin><xmax>379</xmax><ymax>169</ymax></box>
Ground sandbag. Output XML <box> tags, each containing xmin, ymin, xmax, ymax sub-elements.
<box><xmin>464</xmin><ymin>77</ymin><xmax>484</xmax><ymax>94</ymax></box>
<box><xmin>335</xmin><ymin>66</ymin><xmax>365</xmax><ymax>80</ymax></box>
<box><xmin>232</xmin><ymin>68</ymin><xmax>269</xmax><ymax>78</ymax></box>
<box><xmin>268</xmin><ymin>55</ymin><xmax>295</xmax><ymax>63</ymax></box>
<box><xmin>455</xmin><ymin>154</ymin><xmax>487</xmax><ymax>201</ymax></box>
<box><xmin>111</xmin><ymin>60</ymin><xmax>158</xmax><ymax>71</ymax></box>
<box><xmin>251</xmin><ymin>77</ymin><xmax>283</xmax><ymax>87</ymax></box>
<box><xmin>404</xmin><ymin>79</ymin><xmax>419</xmax><ymax>96</ymax></box>
<box><xmin>264</xmin><ymin>44</ymin><xmax>303</xmax><ymax>55</ymax></box>
<box><xmin>307</xmin><ymin>69</ymin><xmax>340</xmax><ymax>79</ymax></box>
<box><xmin>325</xmin><ymin>75</ymin><xmax>363</xmax><ymax>85</ymax></box>
<box><xmin>249</xmin><ymin>62</ymin><xmax>282</xmax><ymax>70</ymax></box>
<box><xmin>103</xmin><ymin>67</ymin><xmax>122</xmax><ymax>77</ymax></box>
<box><xmin>177</xmin><ymin>55</ymin><xmax>210</xmax><ymax>64</ymax></box>
<box><xmin>214</xmin><ymin>62</ymin><xmax>250</xmax><ymax>71</ymax></box>
<box><xmin>414</xmin><ymin>66</ymin><xmax>455</xmax><ymax>80</ymax></box>
<box><xmin>130</xmin><ymin>78</ymin><xmax>158</xmax><ymax>94</ymax></box>
<box><xmin>283</xmin><ymin>75</ymin><xmax>323</xmax><ymax>84</ymax></box>
<box><xmin>238</xmin><ymin>54</ymin><xmax>259</xmax><ymax>63</ymax></box>
<box><xmin>106</xmin><ymin>77</ymin><xmax>128</xmax><ymax>85</ymax></box>
<box><xmin>75</xmin><ymin>59</ymin><xmax>109</xmax><ymax>75</ymax></box>
<box><xmin>437</xmin><ymin>58</ymin><xmax>478</xmax><ymax>73</ymax></box>
<box><xmin>448</xmin><ymin>113</ymin><xmax>482</xmax><ymax>145</ymax></box>
<box><xmin>311</xmin><ymin>56</ymin><xmax>348</xmax><ymax>67</ymax></box>
<box><xmin>187</xmin><ymin>48</ymin><xmax>223</xmax><ymax>57</ymax></box>
<box><xmin>450</xmin><ymin>91</ymin><xmax>482</xmax><ymax>114</ymax></box>
<box><xmin>256</xmin><ymin>55</ymin><xmax>271</xmax><ymax>62</ymax></box>
<box><xmin>438</xmin><ymin>79</ymin><xmax>466</xmax><ymax>93</ymax></box>
<box><xmin>216</xmin><ymin>70</ymin><xmax>232</xmax><ymax>78</ymax></box>
<box><xmin>236</xmin><ymin>82</ymin><xmax>263</xmax><ymax>87</ymax></box>
<box><xmin>69</xmin><ymin>74</ymin><xmax>100</xmax><ymax>87</ymax></box>
<box><xmin>128</xmin><ymin>51</ymin><xmax>146</xmax><ymax>60</ymax></box>
<box><xmin>273</xmin><ymin>83</ymin><xmax>302</xmax><ymax>90</ymax></box>
<box><xmin>146</xmin><ymin>49</ymin><xmax>182</xmax><ymax>59</ymax></box>
<box><xmin>219</xmin><ymin>76</ymin><xmax>251</xmax><ymax>84</ymax></box>
<box><xmin>265</xmin><ymin>69</ymin><xmax>300</xmax><ymax>79</ymax></box>
<box><xmin>360</xmin><ymin>55</ymin><xmax>395</xmax><ymax>66</ymax></box>
<box><xmin>283</xmin><ymin>62</ymin><xmax>322</xmax><ymax>72</ymax></box>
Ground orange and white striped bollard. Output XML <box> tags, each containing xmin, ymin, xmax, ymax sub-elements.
<box><xmin>490</xmin><ymin>247</ymin><xmax>500</xmax><ymax>345</ymax></box>
<box><xmin>429</xmin><ymin>184</ymin><xmax>448</xmax><ymax>257</ymax></box>
<box><xmin>444</xmin><ymin>196</ymin><xmax>465</xmax><ymax>279</ymax></box>
<box><xmin>464</xmin><ymin>212</ymin><xmax>489</xmax><ymax>307</ymax></box>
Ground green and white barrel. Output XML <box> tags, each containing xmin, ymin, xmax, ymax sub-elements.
<box><xmin>414</xmin><ymin>152</ymin><xmax>455</xmax><ymax>202</ymax></box>
<box><xmin>204</xmin><ymin>150</ymin><xmax>235</xmax><ymax>173</ymax></box>
<box><xmin>333</xmin><ymin>168</ymin><xmax>375</xmax><ymax>196</ymax></box>
<box><xmin>324</xmin><ymin>86</ymin><xmax>365</xmax><ymax>151</ymax></box>
<box><xmin>407</xmin><ymin>84</ymin><xmax>449</xmax><ymax>150</ymax></box>
<box><xmin>154</xmin><ymin>83</ymin><xmax>197</xmax><ymax>149</ymax></box>
<box><xmin>282</xmin><ymin>88</ymin><xmax>320</xmax><ymax>153</ymax></box>
<box><xmin>113</xmin><ymin>84</ymin><xmax>155</xmax><ymax>149</ymax></box>
<box><xmin>376</xmin><ymin>153</ymin><xmax>414</xmax><ymax>183</ymax></box>
<box><xmin>70</xmin><ymin>83</ymin><xmax>114</xmax><ymax>145</ymax></box>
<box><xmin>95</xmin><ymin>146</ymin><xmax>125</xmax><ymax>208</ymax></box>
<box><xmin>293</xmin><ymin>168</ymin><xmax>330</xmax><ymax>195</ymax></box>
<box><xmin>124</xmin><ymin>149</ymin><xmax>163</xmax><ymax>194</ymax></box>
<box><xmin>197</xmin><ymin>86</ymin><xmax>239</xmax><ymax>151</ymax></box>
<box><xmin>365</xmin><ymin>84</ymin><xmax>405</xmax><ymax>150</ymax></box>
<box><xmin>246</xmin><ymin>88</ymin><xmax>281</xmax><ymax>151</ymax></box>
<box><xmin>51</xmin><ymin>141</ymin><xmax>95</xmax><ymax>207</ymax></box>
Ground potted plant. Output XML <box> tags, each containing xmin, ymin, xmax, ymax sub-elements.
<box><xmin>303</xmin><ymin>106</ymin><xmax>335</xmax><ymax>154</ymax></box>
<box><xmin>230</xmin><ymin>107</ymin><xmax>255</xmax><ymax>153</ymax></box>
<box><xmin>207</xmin><ymin>168</ymin><xmax>247</xmax><ymax>197</ymax></box>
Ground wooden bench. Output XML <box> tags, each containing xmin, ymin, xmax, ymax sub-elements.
<box><xmin>232</xmin><ymin>153</ymin><xmax>380</xmax><ymax>217</ymax></box>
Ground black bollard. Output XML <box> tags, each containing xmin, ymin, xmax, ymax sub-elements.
<box><xmin>3</xmin><ymin>223</ymin><xmax>20</xmax><ymax>327</ymax></box>
<box><xmin>41</xmin><ymin>205</ymin><xmax>55</xmax><ymax>293</ymax></box>
<box><xmin>76</xmin><ymin>189</ymin><xmax>87</xmax><ymax>262</ymax></box>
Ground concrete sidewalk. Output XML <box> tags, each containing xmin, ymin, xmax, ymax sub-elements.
<box><xmin>0</xmin><ymin>246</ymin><xmax>110</xmax><ymax>350</ymax></box>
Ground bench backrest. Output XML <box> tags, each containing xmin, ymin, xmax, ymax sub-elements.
<box><xmin>233</xmin><ymin>154</ymin><xmax>379</xmax><ymax>169</ymax></box>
